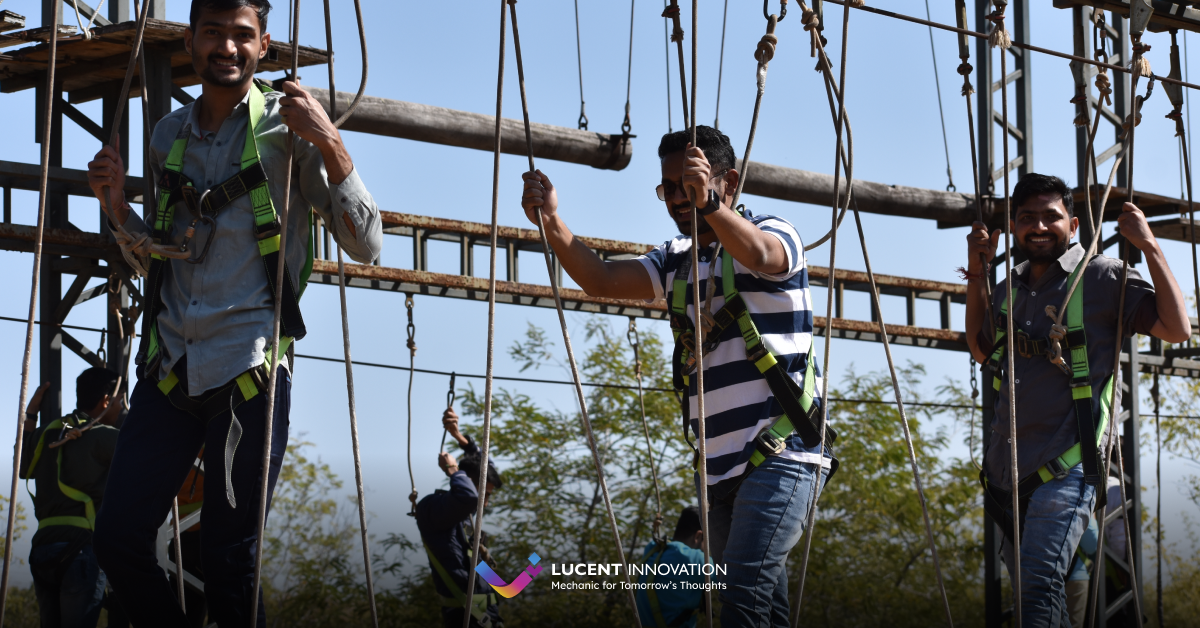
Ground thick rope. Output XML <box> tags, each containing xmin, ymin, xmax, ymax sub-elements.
<box><xmin>321</xmin><ymin>1</ymin><xmax>378</xmax><ymax>620</ymax></box>
<box><xmin>990</xmin><ymin>1</ymin><xmax>1024</xmax><ymax>621</ymax></box>
<box><xmin>662</xmin><ymin>0</ymin><xmax>673</xmax><ymax>132</ymax></box>
<box><xmin>1153</xmin><ymin>371</ymin><xmax>1163</xmax><ymax>628</ymax></box>
<box><xmin>329</xmin><ymin>0</ymin><xmax>368</xmax><ymax>128</ymax></box>
<box><xmin>793</xmin><ymin>2</ymin><xmax>852</xmax><ymax>623</ymax></box>
<box><xmin>714</xmin><ymin>0</ymin><xmax>730</xmax><ymax>129</ymax></box>
<box><xmin>505</xmin><ymin>2</ymin><xmax>641</xmax><ymax>623</ymax></box>
<box><xmin>0</xmin><ymin>0</ymin><xmax>64</xmax><ymax>619</ymax></box>
<box><xmin>683</xmin><ymin>1</ymin><xmax>715</xmax><ymax>623</ymax></box>
<box><xmin>459</xmin><ymin>1</ymin><xmax>506</xmax><ymax>623</ymax></box>
<box><xmin>729</xmin><ymin>13</ymin><xmax>779</xmax><ymax>213</ymax></box>
<box><xmin>628</xmin><ymin>319</ymin><xmax>664</xmax><ymax>541</ymax></box>
<box><xmin>798</xmin><ymin>8</ymin><xmax>848</xmax><ymax>254</ymax></box>
<box><xmin>622</xmin><ymin>0</ymin><xmax>635</xmax><ymax>135</ymax></box>
<box><xmin>250</xmin><ymin>0</ymin><xmax>302</xmax><ymax>619</ymax></box>
<box><xmin>663</xmin><ymin>0</ymin><xmax>689</xmax><ymax>129</ymax></box>
<box><xmin>171</xmin><ymin>498</ymin><xmax>185</xmax><ymax>612</ymax></box>
<box><xmin>70</xmin><ymin>0</ymin><xmax>104</xmax><ymax>40</ymax></box>
<box><xmin>405</xmin><ymin>295</ymin><xmax>418</xmax><ymax>517</ymax></box>
<box><xmin>1166</xmin><ymin>29</ymin><xmax>1200</xmax><ymax>364</ymax></box>
<box><xmin>922</xmin><ymin>0</ymin><xmax>955</xmax><ymax>192</ymax></box>
<box><xmin>572</xmin><ymin>0</ymin><xmax>587</xmax><ymax>130</ymax></box>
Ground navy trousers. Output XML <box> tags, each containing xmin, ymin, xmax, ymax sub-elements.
<box><xmin>93</xmin><ymin>361</ymin><xmax>290</xmax><ymax>628</ymax></box>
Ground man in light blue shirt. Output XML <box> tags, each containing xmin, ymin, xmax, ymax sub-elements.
<box><xmin>636</xmin><ymin>506</ymin><xmax>708</xmax><ymax>628</ymax></box>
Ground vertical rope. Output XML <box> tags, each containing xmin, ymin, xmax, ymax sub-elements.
<box><xmin>729</xmin><ymin>13</ymin><xmax>779</xmax><ymax>212</ymax></box>
<box><xmin>460</xmin><ymin>2</ymin><xmax>506</xmax><ymax>623</ymax></box>
<box><xmin>628</xmin><ymin>319</ymin><xmax>664</xmax><ymax>541</ymax></box>
<box><xmin>405</xmin><ymin>294</ymin><xmax>418</xmax><ymax>516</ymax></box>
<box><xmin>622</xmin><ymin>0</ymin><xmax>635</xmax><ymax>135</ymax></box>
<box><xmin>714</xmin><ymin>0</ymin><xmax>730</xmax><ymax>129</ymax></box>
<box><xmin>171</xmin><ymin>499</ymin><xmax>185</xmax><ymax>612</ymax></box>
<box><xmin>923</xmin><ymin>0</ymin><xmax>955</xmax><ymax>192</ymax></box>
<box><xmin>572</xmin><ymin>0</ymin><xmax>588</xmax><ymax>130</ymax></box>
<box><xmin>506</xmin><ymin>2</ymin><xmax>641</xmax><ymax>623</ymax></box>
<box><xmin>663</xmin><ymin>0</ymin><xmax>673</xmax><ymax>132</ymax></box>
<box><xmin>793</xmin><ymin>1</ymin><xmax>852</xmax><ymax>622</ymax></box>
<box><xmin>250</xmin><ymin>0</ymin><xmax>302</xmax><ymax>620</ymax></box>
<box><xmin>321</xmin><ymin>2</ymin><xmax>377</xmax><ymax>620</ymax></box>
<box><xmin>664</xmin><ymin>0</ymin><xmax>690</xmax><ymax>129</ymax></box>
<box><xmin>954</xmin><ymin>0</ymin><xmax>994</xmax><ymax>331</ymax></box>
<box><xmin>1153</xmin><ymin>371</ymin><xmax>1162</xmax><ymax>628</ymax></box>
<box><xmin>685</xmin><ymin>1</ymin><xmax>715</xmax><ymax>624</ymax></box>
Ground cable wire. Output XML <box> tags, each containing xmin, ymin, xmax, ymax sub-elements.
<box><xmin>663</xmin><ymin>0</ymin><xmax>673</xmax><ymax>132</ymax></box>
<box><xmin>923</xmin><ymin>0</ymin><xmax>955</xmax><ymax>192</ymax></box>
<box><xmin>628</xmin><ymin>319</ymin><xmax>664</xmax><ymax>542</ymax></box>
<box><xmin>714</xmin><ymin>0</ymin><xmax>730</xmax><ymax>129</ymax></box>
<box><xmin>573</xmin><ymin>0</ymin><xmax>588</xmax><ymax>130</ymax></box>
<box><xmin>623</xmin><ymin>0</ymin><xmax>635</xmax><ymax>135</ymax></box>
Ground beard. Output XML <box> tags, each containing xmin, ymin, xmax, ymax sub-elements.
<box><xmin>1019</xmin><ymin>232</ymin><xmax>1070</xmax><ymax>263</ymax></box>
<box><xmin>196</xmin><ymin>51</ymin><xmax>258</xmax><ymax>87</ymax></box>
<box><xmin>670</xmin><ymin>202</ymin><xmax>713</xmax><ymax>236</ymax></box>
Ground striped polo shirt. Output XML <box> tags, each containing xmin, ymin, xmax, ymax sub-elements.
<box><xmin>636</xmin><ymin>212</ymin><xmax>830</xmax><ymax>491</ymax></box>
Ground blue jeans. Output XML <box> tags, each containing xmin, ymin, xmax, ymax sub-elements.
<box><xmin>29</xmin><ymin>542</ymin><xmax>106</xmax><ymax>628</ymax></box>
<box><xmin>1000</xmin><ymin>462</ymin><xmax>1096</xmax><ymax>628</ymax></box>
<box><xmin>93</xmin><ymin>363</ymin><xmax>290</xmax><ymax>628</ymax></box>
<box><xmin>704</xmin><ymin>457</ymin><xmax>829</xmax><ymax>628</ymax></box>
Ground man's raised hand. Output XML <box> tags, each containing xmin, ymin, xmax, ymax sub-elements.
<box><xmin>87</xmin><ymin>133</ymin><xmax>129</xmax><ymax>224</ymax></box>
<box><xmin>521</xmin><ymin>170</ymin><xmax>558</xmax><ymax>226</ymax></box>
<box><xmin>278</xmin><ymin>81</ymin><xmax>339</xmax><ymax>150</ymax></box>
<box><xmin>966</xmin><ymin>221</ymin><xmax>1001</xmax><ymax>275</ymax></box>
<box><xmin>1117</xmin><ymin>202</ymin><xmax>1159</xmax><ymax>253</ymax></box>
<box><xmin>438</xmin><ymin>451</ymin><xmax>459</xmax><ymax>477</ymax></box>
<box><xmin>682</xmin><ymin>143</ymin><xmax>712</xmax><ymax>208</ymax></box>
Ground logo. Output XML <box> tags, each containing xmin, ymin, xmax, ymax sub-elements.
<box><xmin>475</xmin><ymin>552</ymin><xmax>542</xmax><ymax>598</ymax></box>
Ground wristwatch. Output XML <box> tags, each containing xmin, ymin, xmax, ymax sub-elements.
<box><xmin>697</xmin><ymin>188</ymin><xmax>722</xmax><ymax>216</ymax></box>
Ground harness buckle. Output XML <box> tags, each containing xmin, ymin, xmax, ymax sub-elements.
<box><xmin>1042</xmin><ymin>456</ymin><xmax>1070</xmax><ymax>481</ymax></box>
<box><xmin>754</xmin><ymin>426</ymin><xmax>787</xmax><ymax>457</ymax></box>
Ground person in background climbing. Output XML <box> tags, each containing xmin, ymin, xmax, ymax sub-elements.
<box><xmin>416</xmin><ymin>408</ymin><xmax>504</xmax><ymax>628</ymax></box>
<box><xmin>521</xmin><ymin>125</ymin><xmax>829</xmax><ymax>627</ymax></box>
<box><xmin>20</xmin><ymin>369</ymin><xmax>123</xmax><ymax>628</ymax></box>
<box><xmin>964</xmin><ymin>173</ymin><xmax>1189</xmax><ymax>627</ymax></box>
<box><xmin>635</xmin><ymin>506</ymin><xmax>708</xmax><ymax>628</ymax></box>
<box><xmin>83</xmin><ymin>0</ymin><xmax>381</xmax><ymax>624</ymax></box>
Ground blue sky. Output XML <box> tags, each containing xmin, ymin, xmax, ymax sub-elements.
<box><xmin>1</xmin><ymin>0</ymin><xmax>1199</xmax><ymax>587</ymax></box>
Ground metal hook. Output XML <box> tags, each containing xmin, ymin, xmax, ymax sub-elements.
<box><xmin>764</xmin><ymin>0</ymin><xmax>787</xmax><ymax>22</ymax></box>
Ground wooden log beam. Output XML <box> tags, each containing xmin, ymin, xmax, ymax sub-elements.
<box><xmin>738</xmin><ymin>160</ymin><xmax>988</xmax><ymax>226</ymax></box>
<box><xmin>302</xmin><ymin>86</ymin><xmax>633</xmax><ymax>171</ymax></box>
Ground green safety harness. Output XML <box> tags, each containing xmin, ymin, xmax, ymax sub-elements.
<box><xmin>423</xmin><ymin>529</ymin><xmax>498</xmax><ymax>627</ymax></box>
<box><xmin>136</xmin><ymin>80</ymin><xmax>313</xmax><ymax>509</ymax></box>
<box><xmin>21</xmin><ymin>412</ymin><xmax>98</xmax><ymax>531</ymax></box>
<box><xmin>980</xmin><ymin>258</ymin><xmax>1111</xmax><ymax>542</ymax></box>
<box><xmin>641</xmin><ymin>541</ymin><xmax>699</xmax><ymax>628</ymax></box>
<box><xmin>669</xmin><ymin>238</ymin><xmax>835</xmax><ymax>473</ymax></box>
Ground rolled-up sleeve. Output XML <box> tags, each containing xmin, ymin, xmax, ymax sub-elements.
<box><xmin>297</xmin><ymin>141</ymin><xmax>382</xmax><ymax>264</ymax></box>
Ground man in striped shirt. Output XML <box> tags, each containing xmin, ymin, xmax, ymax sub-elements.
<box><xmin>521</xmin><ymin>126</ymin><xmax>830</xmax><ymax>627</ymax></box>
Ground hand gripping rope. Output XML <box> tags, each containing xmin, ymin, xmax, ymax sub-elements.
<box><xmin>459</xmin><ymin>1</ymin><xmax>509</xmax><ymax>624</ymax></box>
<box><xmin>440</xmin><ymin>372</ymin><xmax>456</xmax><ymax>453</ymax></box>
<box><xmin>319</xmin><ymin>0</ymin><xmax>378</xmax><ymax>621</ymax></box>
<box><xmin>628</xmin><ymin>319</ymin><xmax>664</xmax><ymax>542</ymax></box>
<box><xmin>1</xmin><ymin>0</ymin><xmax>142</xmax><ymax>621</ymax></box>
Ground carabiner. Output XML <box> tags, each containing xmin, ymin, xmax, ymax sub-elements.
<box><xmin>764</xmin><ymin>0</ymin><xmax>787</xmax><ymax>21</ymax></box>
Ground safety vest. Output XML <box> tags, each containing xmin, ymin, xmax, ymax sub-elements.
<box><xmin>138</xmin><ymin>79</ymin><xmax>313</xmax><ymax>389</ymax></box>
<box><xmin>21</xmin><ymin>413</ymin><xmax>98</xmax><ymax>531</ymax></box>
<box><xmin>424</xmin><ymin>534</ymin><xmax>498</xmax><ymax>626</ymax></box>
<box><xmin>980</xmin><ymin>258</ymin><xmax>1112</xmax><ymax>541</ymax></box>
<box><xmin>669</xmin><ymin>241</ymin><xmax>833</xmax><ymax>471</ymax></box>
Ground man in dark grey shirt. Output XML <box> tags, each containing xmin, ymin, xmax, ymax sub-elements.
<box><xmin>83</xmin><ymin>0</ymin><xmax>380</xmax><ymax>625</ymax></box>
<box><xmin>964</xmin><ymin>174</ymin><xmax>1189</xmax><ymax>626</ymax></box>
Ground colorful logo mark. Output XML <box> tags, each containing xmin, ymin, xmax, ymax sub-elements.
<box><xmin>475</xmin><ymin>552</ymin><xmax>542</xmax><ymax>598</ymax></box>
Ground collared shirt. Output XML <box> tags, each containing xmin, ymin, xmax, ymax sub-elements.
<box><xmin>984</xmin><ymin>243</ymin><xmax>1154</xmax><ymax>490</ymax></box>
<box><xmin>112</xmin><ymin>87</ymin><xmax>382</xmax><ymax>395</ymax></box>
<box><xmin>635</xmin><ymin>211</ymin><xmax>830</xmax><ymax>495</ymax></box>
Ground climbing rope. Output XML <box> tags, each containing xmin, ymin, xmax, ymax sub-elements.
<box><xmin>968</xmin><ymin>357</ymin><xmax>981</xmax><ymax>470</ymax></box>
<box><xmin>405</xmin><ymin>295</ymin><xmax>419</xmax><ymax>517</ymax></box>
<box><xmin>954</xmin><ymin>0</ymin><xmax>994</xmax><ymax>331</ymax></box>
<box><xmin>70</xmin><ymin>0</ymin><xmax>104</xmax><ymax>40</ymax></box>
<box><xmin>681</xmin><ymin>1</ymin><xmax>715</xmax><ymax>623</ymax></box>
<box><xmin>320</xmin><ymin>0</ymin><xmax>378</xmax><ymax>620</ymax></box>
<box><xmin>728</xmin><ymin>8</ymin><xmax>781</xmax><ymax>213</ymax></box>
<box><xmin>251</xmin><ymin>0</ymin><xmax>303</xmax><ymax>619</ymax></box>
<box><xmin>628</xmin><ymin>319</ymin><xmax>664</xmax><ymax>542</ymax></box>
<box><xmin>572</xmin><ymin>0</ymin><xmax>588</xmax><ymax>130</ymax></box>
<box><xmin>622</xmin><ymin>0</ymin><xmax>635</xmax><ymax>135</ymax></box>
<box><xmin>714</xmin><ymin>0</ymin><xmax>729</xmax><ymax>129</ymax></box>
<box><xmin>501</xmin><ymin>3</ymin><xmax>641</xmax><ymax>624</ymax></box>
<box><xmin>922</xmin><ymin>0</ymin><xmax>955</xmax><ymax>192</ymax></box>
<box><xmin>663</xmin><ymin>0</ymin><xmax>690</xmax><ymax>130</ymax></box>
<box><xmin>461</xmin><ymin>1</ymin><xmax>508</xmax><ymax>624</ymax></box>
<box><xmin>987</xmin><ymin>3</ymin><xmax>1025</xmax><ymax>623</ymax></box>
<box><xmin>1153</xmin><ymin>370</ymin><xmax>1163</xmax><ymax>626</ymax></box>
<box><xmin>1</xmin><ymin>0</ymin><xmax>121</xmax><ymax>620</ymax></box>
<box><xmin>1165</xmin><ymin>30</ymin><xmax>1200</xmax><ymax>353</ymax></box>
<box><xmin>663</xmin><ymin>0</ymin><xmax>673</xmax><ymax>132</ymax></box>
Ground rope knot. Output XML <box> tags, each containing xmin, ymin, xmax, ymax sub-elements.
<box><xmin>755</xmin><ymin>33</ymin><xmax>778</xmax><ymax>65</ymax></box>
<box><xmin>847</xmin><ymin>0</ymin><xmax>865</xmax><ymax>6</ymax></box>
<box><xmin>1094</xmin><ymin>72</ymin><xmax>1113</xmax><ymax>106</ymax></box>
<box><xmin>986</xmin><ymin>2</ymin><xmax>1011</xmax><ymax>50</ymax></box>
<box><xmin>671</xmin><ymin>25</ymin><xmax>685</xmax><ymax>43</ymax></box>
<box><xmin>957</xmin><ymin>61</ymin><xmax>973</xmax><ymax>76</ymax></box>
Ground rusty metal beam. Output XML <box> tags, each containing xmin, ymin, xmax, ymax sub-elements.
<box><xmin>0</xmin><ymin>159</ymin><xmax>146</xmax><ymax>203</ymax></box>
<box><xmin>303</xmin><ymin>87</ymin><xmax>633</xmax><ymax>171</ymax></box>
